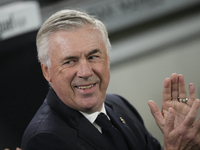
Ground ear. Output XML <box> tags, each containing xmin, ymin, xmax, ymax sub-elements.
<box><xmin>41</xmin><ymin>64</ymin><xmax>51</xmax><ymax>82</ymax></box>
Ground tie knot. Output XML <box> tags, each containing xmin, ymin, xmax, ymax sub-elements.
<box><xmin>95</xmin><ymin>113</ymin><xmax>112</xmax><ymax>129</ymax></box>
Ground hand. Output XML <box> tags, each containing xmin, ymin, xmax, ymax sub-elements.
<box><xmin>148</xmin><ymin>73</ymin><xmax>200</xmax><ymax>150</ymax></box>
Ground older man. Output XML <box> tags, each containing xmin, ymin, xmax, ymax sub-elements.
<box><xmin>21</xmin><ymin>9</ymin><xmax>200</xmax><ymax>150</ymax></box>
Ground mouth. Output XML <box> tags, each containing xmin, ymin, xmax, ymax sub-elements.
<box><xmin>76</xmin><ymin>83</ymin><xmax>96</xmax><ymax>90</ymax></box>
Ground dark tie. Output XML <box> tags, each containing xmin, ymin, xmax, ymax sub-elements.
<box><xmin>95</xmin><ymin>113</ymin><xmax>129</xmax><ymax>150</ymax></box>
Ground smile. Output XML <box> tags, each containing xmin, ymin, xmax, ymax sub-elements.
<box><xmin>77</xmin><ymin>84</ymin><xmax>95</xmax><ymax>90</ymax></box>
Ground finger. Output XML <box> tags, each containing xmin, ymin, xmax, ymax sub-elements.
<box><xmin>171</xmin><ymin>73</ymin><xmax>179</xmax><ymax>101</ymax></box>
<box><xmin>148</xmin><ymin>100</ymin><xmax>164</xmax><ymax>131</ymax></box>
<box><xmin>178</xmin><ymin>74</ymin><xmax>187</xmax><ymax>100</ymax></box>
<box><xmin>164</xmin><ymin>107</ymin><xmax>175</xmax><ymax>135</ymax></box>
<box><xmin>188</xmin><ymin>83</ymin><xmax>195</xmax><ymax>107</ymax></box>
<box><xmin>163</xmin><ymin>78</ymin><xmax>172</xmax><ymax>102</ymax></box>
<box><xmin>183</xmin><ymin>99</ymin><xmax>200</xmax><ymax>127</ymax></box>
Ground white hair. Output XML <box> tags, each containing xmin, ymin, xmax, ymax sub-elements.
<box><xmin>36</xmin><ymin>9</ymin><xmax>111</xmax><ymax>68</ymax></box>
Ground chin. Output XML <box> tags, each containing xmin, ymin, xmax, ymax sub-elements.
<box><xmin>80</xmin><ymin>103</ymin><xmax>101</xmax><ymax>113</ymax></box>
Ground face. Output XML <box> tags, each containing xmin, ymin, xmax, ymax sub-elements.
<box><xmin>41</xmin><ymin>26</ymin><xmax>110</xmax><ymax>113</ymax></box>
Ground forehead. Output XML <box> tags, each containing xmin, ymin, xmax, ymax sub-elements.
<box><xmin>48</xmin><ymin>26</ymin><xmax>105</xmax><ymax>54</ymax></box>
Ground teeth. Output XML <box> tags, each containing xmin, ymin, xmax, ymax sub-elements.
<box><xmin>77</xmin><ymin>84</ymin><xmax>94</xmax><ymax>90</ymax></box>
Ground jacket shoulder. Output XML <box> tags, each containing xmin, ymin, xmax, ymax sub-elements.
<box><xmin>105</xmin><ymin>94</ymin><xmax>144</xmax><ymax>124</ymax></box>
<box><xmin>21</xmin><ymin>99</ymin><xmax>76</xmax><ymax>149</ymax></box>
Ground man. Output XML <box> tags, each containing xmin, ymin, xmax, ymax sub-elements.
<box><xmin>21</xmin><ymin>9</ymin><xmax>200</xmax><ymax>150</ymax></box>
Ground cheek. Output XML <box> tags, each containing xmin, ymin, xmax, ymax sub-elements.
<box><xmin>103</xmin><ymin>63</ymin><xmax>111</xmax><ymax>87</ymax></box>
<box><xmin>103</xmin><ymin>60</ymin><xmax>110</xmax><ymax>78</ymax></box>
<box><xmin>97</xmin><ymin>64</ymin><xmax>110</xmax><ymax>87</ymax></box>
<box><xmin>104</xmin><ymin>71</ymin><xmax>110</xmax><ymax>87</ymax></box>
<box><xmin>61</xmin><ymin>71</ymin><xmax>75</xmax><ymax>87</ymax></box>
<box><xmin>51</xmin><ymin>68</ymin><xmax>74</xmax><ymax>87</ymax></box>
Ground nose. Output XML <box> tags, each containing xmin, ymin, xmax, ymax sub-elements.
<box><xmin>77</xmin><ymin>60</ymin><xmax>93</xmax><ymax>79</ymax></box>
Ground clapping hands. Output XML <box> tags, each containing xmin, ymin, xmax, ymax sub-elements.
<box><xmin>148</xmin><ymin>73</ymin><xmax>200</xmax><ymax>150</ymax></box>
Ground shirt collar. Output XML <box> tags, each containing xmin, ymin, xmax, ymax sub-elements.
<box><xmin>80</xmin><ymin>103</ymin><xmax>108</xmax><ymax>124</ymax></box>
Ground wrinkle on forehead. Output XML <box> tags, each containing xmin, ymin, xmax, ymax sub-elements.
<box><xmin>49</xmin><ymin>27</ymin><xmax>105</xmax><ymax>58</ymax></box>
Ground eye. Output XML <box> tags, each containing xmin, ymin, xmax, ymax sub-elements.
<box><xmin>89</xmin><ymin>55</ymin><xmax>97</xmax><ymax>60</ymax></box>
<box><xmin>64</xmin><ymin>60</ymin><xmax>77</xmax><ymax>67</ymax></box>
<box><xmin>65</xmin><ymin>60</ymin><xmax>74</xmax><ymax>64</ymax></box>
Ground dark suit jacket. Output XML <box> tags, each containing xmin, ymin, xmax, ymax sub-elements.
<box><xmin>21</xmin><ymin>88</ymin><xmax>162</xmax><ymax>150</ymax></box>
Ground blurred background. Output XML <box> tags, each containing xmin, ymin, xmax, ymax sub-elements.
<box><xmin>0</xmin><ymin>0</ymin><xmax>200</xmax><ymax>149</ymax></box>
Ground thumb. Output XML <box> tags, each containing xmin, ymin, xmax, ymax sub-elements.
<box><xmin>148</xmin><ymin>100</ymin><xmax>164</xmax><ymax>131</ymax></box>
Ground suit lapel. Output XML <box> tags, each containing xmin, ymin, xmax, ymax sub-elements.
<box><xmin>106</xmin><ymin>105</ymin><xmax>143</xmax><ymax>150</ymax></box>
<box><xmin>47</xmin><ymin>88</ymin><xmax>143</xmax><ymax>150</ymax></box>
<box><xmin>47</xmin><ymin>89</ymin><xmax>113</xmax><ymax>150</ymax></box>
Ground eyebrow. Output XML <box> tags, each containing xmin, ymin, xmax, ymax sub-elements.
<box><xmin>87</xmin><ymin>49</ymin><xmax>101</xmax><ymax>56</ymax></box>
